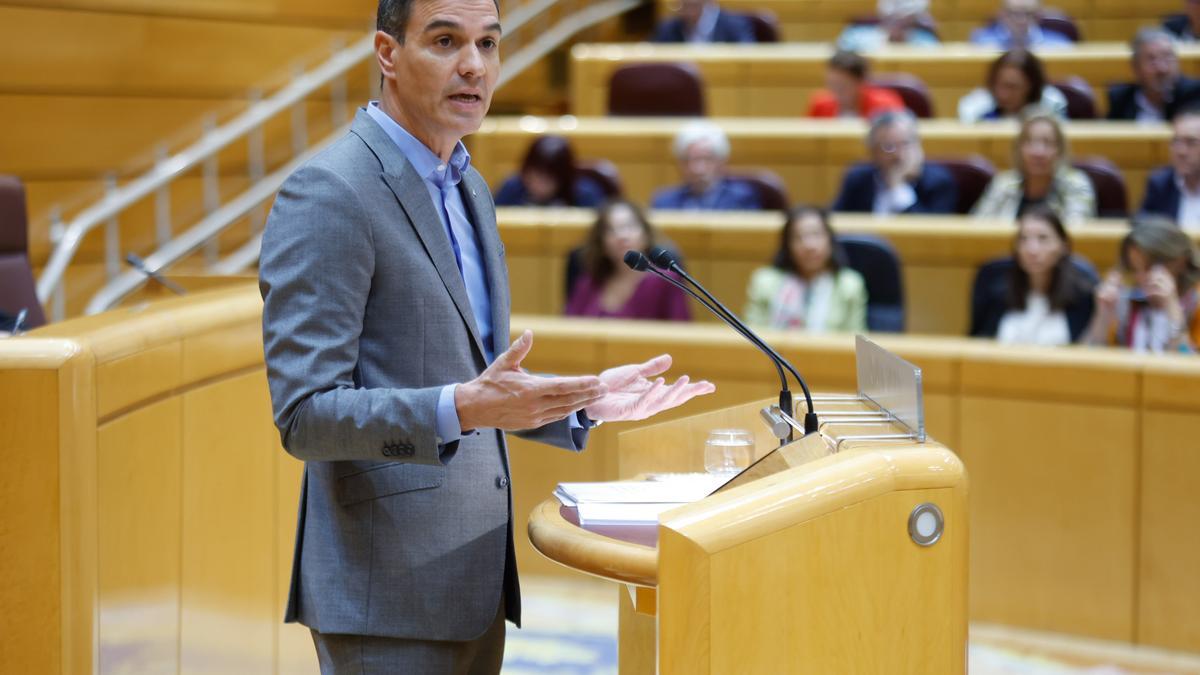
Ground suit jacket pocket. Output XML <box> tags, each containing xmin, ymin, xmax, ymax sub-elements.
<box><xmin>337</xmin><ymin>462</ymin><xmax>444</xmax><ymax>506</ymax></box>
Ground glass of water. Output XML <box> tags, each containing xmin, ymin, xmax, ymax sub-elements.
<box><xmin>704</xmin><ymin>428</ymin><xmax>754</xmax><ymax>475</ymax></box>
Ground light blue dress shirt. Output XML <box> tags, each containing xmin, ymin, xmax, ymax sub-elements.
<box><xmin>364</xmin><ymin>104</ymin><xmax>584</xmax><ymax>447</ymax></box>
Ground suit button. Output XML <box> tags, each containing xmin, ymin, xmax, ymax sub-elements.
<box><xmin>496</xmin><ymin>476</ymin><xmax>510</xmax><ymax>489</ymax></box>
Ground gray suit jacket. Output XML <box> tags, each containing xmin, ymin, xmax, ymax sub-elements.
<box><xmin>259</xmin><ymin>109</ymin><xmax>587</xmax><ymax>641</ymax></box>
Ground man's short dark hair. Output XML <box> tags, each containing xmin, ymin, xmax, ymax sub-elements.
<box><xmin>828</xmin><ymin>50</ymin><xmax>868</xmax><ymax>81</ymax></box>
<box><xmin>377</xmin><ymin>0</ymin><xmax>500</xmax><ymax>43</ymax></box>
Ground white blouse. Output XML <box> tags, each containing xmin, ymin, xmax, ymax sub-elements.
<box><xmin>996</xmin><ymin>292</ymin><xmax>1071</xmax><ymax>346</ymax></box>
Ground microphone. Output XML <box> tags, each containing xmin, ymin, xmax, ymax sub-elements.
<box><xmin>623</xmin><ymin>251</ymin><xmax>814</xmax><ymax>438</ymax></box>
<box><xmin>125</xmin><ymin>253</ymin><xmax>187</xmax><ymax>296</ymax></box>
<box><xmin>646</xmin><ymin>246</ymin><xmax>819</xmax><ymax>435</ymax></box>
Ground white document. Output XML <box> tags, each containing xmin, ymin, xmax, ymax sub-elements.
<box><xmin>555</xmin><ymin>474</ymin><xmax>728</xmax><ymax>524</ymax></box>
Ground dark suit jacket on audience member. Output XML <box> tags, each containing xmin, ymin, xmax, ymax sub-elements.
<box><xmin>493</xmin><ymin>174</ymin><xmax>607</xmax><ymax>208</ymax></box>
<box><xmin>1106</xmin><ymin>79</ymin><xmax>1200</xmax><ymax>120</ymax></box>
<box><xmin>1163</xmin><ymin>14</ymin><xmax>1197</xmax><ymax>41</ymax></box>
<box><xmin>651</xmin><ymin>11</ymin><xmax>756</xmax><ymax>43</ymax></box>
<box><xmin>650</xmin><ymin>178</ymin><xmax>762</xmax><ymax>210</ymax></box>
<box><xmin>1140</xmin><ymin>166</ymin><xmax>1182</xmax><ymax>221</ymax></box>
<box><xmin>831</xmin><ymin>162</ymin><xmax>959</xmax><ymax>214</ymax></box>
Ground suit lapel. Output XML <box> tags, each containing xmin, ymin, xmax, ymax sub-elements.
<box><xmin>459</xmin><ymin>168</ymin><xmax>510</xmax><ymax>361</ymax></box>
<box><xmin>350</xmin><ymin>111</ymin><xmax>487</xmax><ymax>361</ymax></box>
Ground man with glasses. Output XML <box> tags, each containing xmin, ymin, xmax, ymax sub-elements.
<box><xmin>831</xmin><ymin>110</ymin><xmax>958</xmax><ymax>215</ymax></box>
<box><xmin>1140</xmin><ymin>106</ymin><xmax>1200</xmax><ymax>229</ymax></box>
<box><xmin>1109</xmin><ymin>28</ymin><xmax>1200</xmax><ymax>122</ymax></box>
<box><xmin>970</xmin><ymin>0</ymin><xmax>1072</xmax><ymax>49</ymax></box>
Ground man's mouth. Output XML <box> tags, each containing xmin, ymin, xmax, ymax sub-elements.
<box><xmin>450</xmin><ymin>93</ymin><xmax>482</xmax><ymax>103</ymax></box>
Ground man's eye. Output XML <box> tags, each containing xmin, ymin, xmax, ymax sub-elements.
<box><xmin>436</xmin><ymin>36</ymin><xmax>453</xmax><ymax>47</ymax></box>
<box><xmin>481</xmin><ymin>38</ymin><xmax>497</xmax><ymax>50</ymax></box>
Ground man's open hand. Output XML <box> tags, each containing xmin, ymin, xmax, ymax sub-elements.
<box><xmin>584</xmin><ymin>354</ymin><xmax>716</xmax><ymax>423</ymax></box>
<box><xmin>456</xmin><ymin>331</ymin><xmax>608</xmax><ymax>431</ymax></box>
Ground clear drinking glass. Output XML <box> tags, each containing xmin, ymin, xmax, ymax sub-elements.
<box><xmin>704</xmin><ymin>428</ymin><xmax>754</xmax><ymax>475</ymax></box>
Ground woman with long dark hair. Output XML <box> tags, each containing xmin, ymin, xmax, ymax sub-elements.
<box><xmin>494</xmin><ymin>135</ymin><xmax>607</xmax><ymax>207</ymax></box>
<box><xmin>970</xmin><ymin>206</ymin><xmax>1096</xmax><ymax>344</ymax></box>
<box><xmin>564</xmin><ymin>199</ymin><xmax>690</xmax><ymax>321</ymax></box>
<box><xmin>744</xmin><ymin>205</ymin><xmax>867</xmax><ymax>332</ymax></box>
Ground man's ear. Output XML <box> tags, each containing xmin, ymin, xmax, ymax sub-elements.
<box><xmin>374</xmin><ymin>30</ymin><xmax>400</xmax><ymax>82</ymax></box>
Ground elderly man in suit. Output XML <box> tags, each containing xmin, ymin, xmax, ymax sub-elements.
<box><xmin>259</xmin><ymin>1</ymin><xmax>715</xmax><ymax>672</ymax></box>
<box><xmin>651</xmin><ymin>121</ymin><xmax>763</xmax><ymax>211</ymax></box>
<box><xmin>1141</xmin><ymin>106</ymin><xmax>1200</xmax><ymax>229</ymax></box>
<box><xmin>1108</xmin><ymin>28</ymin><xmax>1200</xmax><ymax>122</ymax></box>
<box><xmin>651</xmin><ymin>0</ymin><xmax>756</xmax><ymax>43</ymax></box>
<box><xmin>831</xmin><ymin>110</ymin><xmax>957</xmax><ymax>215</ymax></box>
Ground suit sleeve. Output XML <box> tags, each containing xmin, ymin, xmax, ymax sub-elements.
<box><xmin>259</xmin><ymin>163</ymin><xmax>452</xmax><ymax>465</ymax></box>
<box><xmin>831</xmin><ymin>168</ymin><xmax>861</xmax><ymax>212</ymax></box>
<box><xmin>911</xmin><ymin>167</ymin><xmax>958</xmax><ymax>214</ymax></box>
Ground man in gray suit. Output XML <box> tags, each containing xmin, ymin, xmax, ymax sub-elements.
<box><xmin>259</xmin><ymin>0</ymin><xmax>715</xmax><ymax>671</ymax></box>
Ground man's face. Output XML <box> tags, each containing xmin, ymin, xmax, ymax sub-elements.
<box><xmin>1171</xmin><ymin>114</ymin><xmax>1200</xmax><ymax>179</ymax></box>
<box><xmin>678</xmin><ymin>0</ymin><xmax>709</xmax><ymax>27</ymax></box>
<box><xmin>1134</xmin><ymin>38</ymin><xmax>1180</xmax><ymax>97</ymax></box>
<box><xmin>680</xmin><ymin>140</ymin><xmax>724</xmax><ymax>192</ymax></box>
<box><xmin>870</xmin><ymin>121</ymin><xmax>918</xmax><ymax>172</ymax></box>
<box><xmin>825</xmin><ymin>68</ymin><xmax>860</xmax><ymax>109</ymax></box>
<box><xmin>1001</xmin><ymin>0</ymin><xmax>1039</xmax><ymax>39</ymax></box>
<box><xmin>381</xmin><ymin>0</ymin><xmax>501</xmax><ymax>151</ymax></box>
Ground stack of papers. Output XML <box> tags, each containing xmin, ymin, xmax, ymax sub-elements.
<box><xmin>555</xmin><ymin>473</ymin><xmax>728</xmax><ymax>524</ymax></box>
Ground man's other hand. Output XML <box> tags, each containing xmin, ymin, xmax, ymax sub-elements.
<box><xmin>584</xmin><ymin>354</ymin><xmax>716</xmax><ymax>422</ymax></box>
<box><xmin>456</xmin><ymin>330</ymin><xmax>608</xmax><ymax>431</ymax></box>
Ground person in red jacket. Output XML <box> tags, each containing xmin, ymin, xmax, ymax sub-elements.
<box><xmin>808</xmin><ymin>49</ymin><xmax>906</xmax><ymax>119</ymax></box>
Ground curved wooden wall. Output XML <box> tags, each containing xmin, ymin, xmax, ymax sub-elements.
<box><xmin>3</xmin><ymin>283</ymin><xmax>1199</xmax><ymax>671</ymax></box>
<box><xmin>0</xmin><ymin>284</ymin><xmax>315</xmax><ymax>675</ymax></box>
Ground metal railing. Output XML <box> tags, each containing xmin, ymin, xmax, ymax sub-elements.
<box><xmin>35</xmin><ymin>0</ymin><xmax>639</xmax><ymax>317</ymax></box>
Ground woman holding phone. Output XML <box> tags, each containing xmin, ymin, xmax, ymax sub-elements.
<box><xmin>1083</xmin><ymin>217</ymin><xmax>1200</xmax><ymax>353</ymax></box>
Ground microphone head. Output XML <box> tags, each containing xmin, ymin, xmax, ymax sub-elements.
<box><xmin>648</xmin><ymin>246</ymin><xmax>676</xmax><ymax>270</ymax></box>
<box><xmin>623</xmin><ymin>250</ymin><xmax>650</xmax><ymax>271</ymax></box>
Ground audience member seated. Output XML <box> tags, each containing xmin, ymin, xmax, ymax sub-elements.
<box><xmin>1108</xmin><ymin>28</ymin><xmax>1200</xmax><ymax>123</ymax></box>
<box><xmin>808</xmin><ymin>50</ymin><xmax>906</xmax><ymax>119</ymax></box>
<box><xmin>972</xmin><ymin>110</ymin><xmax>1096</xmax><ymax>225</ymax></box>
<box><xmin>1163</xmin><ymin>0</ymin><xmax>1200</xmax><ymax>42</ymax></box>
<box><xmin>651</xmin><ymin>121</ymin><xmax>762</xmax><ymax>211</ymax></box>
<box><xmin>564</xmin><ymin>199</ymin><xmax>691</xmax><ymax>321</ymax></box>
<box><xmin>970</xmin><ymin>0</ymin><xmax>1072</xmax><ymax>49</ymax></box>
<box><xmin>494</xmin><ymin>135</ymin><xmax>607</xmax><ymax>208</ymax></box>
<box><xmin>970</xmin><ymin>207</ymin><xmax>1096</xmax><ymax>345</ymax></box>
<box><xmin>744</xmin><ymin>205</ymin><xmax>868</xmax><ymax>333</ymax></box>
<box><xmin>831</xmin><ymin>110</ymin><xmax>958</xmax><ymax>215</ymax></box>
<box><xmin>837</xmin><ymin>0</ymin><xmax>940</xmax><ymax>52</ymax></box>
<box><xmin>1140</xmin><ymin>106</ymin><xmax>1200</xmax><ymax>229</ymax></box>
<box><xmin>651</xmin><ymin>0</ymin><xmax>754</xmax><ymax>44</ymax></box>
<box><xmin>958</xmin><ymin>49</ymin><xmax>1068</xmax><ymax>122</ymax></box>
<box><xmin>1083</xmin><ymin>216</ymin><xmax>1200</xmax><ymax>353</ymax></box>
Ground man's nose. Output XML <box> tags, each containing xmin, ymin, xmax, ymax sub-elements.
<box><xmin>458</xmin><ymin>45</ymin><xmax>486</xmax><ymax>78</ymax></box>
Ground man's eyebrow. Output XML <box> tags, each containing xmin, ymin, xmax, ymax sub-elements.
<box><xmin>423</xmin><ymin>19</ymin><xmax>503</xmax><ymax>35</ymax></box>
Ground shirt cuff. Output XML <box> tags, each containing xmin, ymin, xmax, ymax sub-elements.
<box><xmin>435</xmin><ymin>384</ymin><xmax>464</xmax><ymax>446</ymax></box>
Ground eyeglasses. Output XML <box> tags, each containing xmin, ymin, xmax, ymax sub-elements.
<box><xmin>1171</xmin><ymin>136</ymin><xmax>1200</xmax><ymax>149</ymax></box>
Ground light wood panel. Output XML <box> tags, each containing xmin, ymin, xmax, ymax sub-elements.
<box><xmin>0</xmin><ymin>6</ymin><xmax>365</xmax><ymax>98</ymax></box>
<box><xmin>97</xmin><ymin>397</ymin><xmax>183</xmax><ymax>674</ymax></box>
<box><xmin>0</xmin><ymin>0</ymin><xmax>376</xmax><ymax>26</ymax></box>
<box><xmin>654</xmin><ymin>0</ymin><xmax>1181</xmax><ymax>42</ymax></box>
<box><xmin>571</xmin><ymin>43</ymin><xmax>1200</xmax><ymax>119</ymax></box>
<box><xmin>179</xmin><ymin>371</ymin><xmax>276</xmax><ymax>673</ymax></box>
<box><xmin>467</xmin><ymin>117</ymin><xmax>1169</xmax><ymax>216</ymax></box>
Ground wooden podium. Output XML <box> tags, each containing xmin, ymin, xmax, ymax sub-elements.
<box><xmin>529</xmin><ymin>339</ymin><xmax>968</xmax><ymax>674</ymax></box>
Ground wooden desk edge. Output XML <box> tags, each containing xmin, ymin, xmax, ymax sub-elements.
<box><xmin>527</xmin><ymin>499</ymin><xmax>658</xmax><ymax>587</ymax></box>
